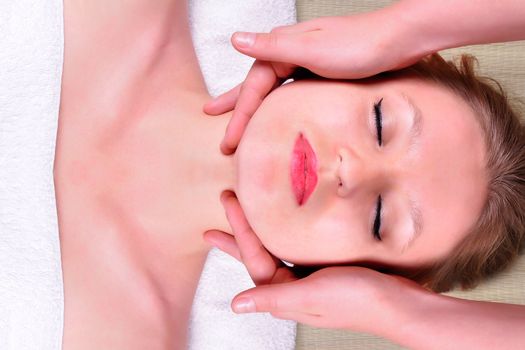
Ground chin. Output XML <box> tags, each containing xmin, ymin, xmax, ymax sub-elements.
<box><xmin>235</xmin><ymin>136</ymin><xmax>276</xmax><ymax>228</ymax></box>
<box><xmin>235</xmin><ymin>135</ymin><xmax>291</xmax><ymax>253</ymax></box>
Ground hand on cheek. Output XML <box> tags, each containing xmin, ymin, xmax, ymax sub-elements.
<box><xmin>204</xmin><ymin>191</ymin><xmax>433</xmax><ymax>337</ymax></box>
<box><xmin>204</xmin><ymin>190</ymin><xmax>296</xmax><ymax>286</ymax></box>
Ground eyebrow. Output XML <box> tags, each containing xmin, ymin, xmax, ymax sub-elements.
<box><xmin>400</xmin><ymin>94</ymin><xmax>424</xmax><ymax>253</ymax></box>
<box><xmin>402</xmin><ymin>194</ymin><xmax>423</xmax><ymax>253</ymax></box>
<box><xmin>403</xmin><ymin>93</ymin><xmax>423</xmax><ymax>157</ymax></box>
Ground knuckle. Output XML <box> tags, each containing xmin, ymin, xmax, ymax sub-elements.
<box><xmin>266</xmin><ymin>296</ymin><xmax>279</xmax><ymax>311</ymax></box>
<box><xmin>265</xmin><ymin>32</ymin><xmax>280</xmax><ymax>50</ymax></box>
<box><xmin>240</xmin><ymin>83</ymin><xmax>265</xmax><ymax>104</ymax></box>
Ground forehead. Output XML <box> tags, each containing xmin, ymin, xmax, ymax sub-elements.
<box><xmin>385</xmin><ymin>77</ymin><xmax>488</xmax><ymax>263</ymax></box>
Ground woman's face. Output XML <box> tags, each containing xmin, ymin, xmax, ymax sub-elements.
<box><xmin>234</xmin><ymin>76</ymin><xmax>488</xmax><ymax>270</ymax></box>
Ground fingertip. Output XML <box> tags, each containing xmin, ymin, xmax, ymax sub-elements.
<box><xmin>202</xmin><ymin>231</ymin><xmax>222</xmax><ymax>252</ymax></box>
<box><xmin>232</xmin><ymin>296</ymin><xmax>256</xmax><ymax>314</ymax></box>
<box><xmin>203</xmin><ymin>105</ymin><xmax>218</xmax><ymax>116</ymax></box>
<box><xmin>202</xmin><ymin>235</ymin><xmax>217</xmax><ymax>249</ymax></box>
<box><xmin>220</xmin><ymin>190</ymin><xmax>236</xmax><ymax>205</ymax></box>
<box><xmin>202</xmin><ymin>229</ymin><xmax>214</xmax><ymax>241</ymax></box>
<box><xmin>202</xmin><ymin>102</ymin><xmax>214</xmax><ymax>114</ymax></box>
<box><xmin>220</xmin><ymin>140</ymin><xmax>236</xmax><ymax>155</ymax></box>
<box><xmin>231</xmin><ymin>32</ymin><xmax>256</xmax><ymax>50</ymax></box>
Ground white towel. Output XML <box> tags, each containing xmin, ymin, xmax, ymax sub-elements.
<box><xmin>0</xmin><ymin>0</ymin><xmax>297</xmax><ymax>349</ymax></box>
<box><xmin>0</xmin><ymin>1</ymin><xmax>64</xmax><ymax>349</ymax></box>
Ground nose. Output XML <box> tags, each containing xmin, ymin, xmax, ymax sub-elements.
<box><xmin>337</xmin><ymin>146</ymin><xmax>381</xmax><ymax>197</ymax></box>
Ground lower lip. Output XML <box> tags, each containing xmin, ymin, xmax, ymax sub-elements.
<box><xmin>291</xmin><ymin>133</ymin><xmax>318</xmax><ymax>206</ymax></box>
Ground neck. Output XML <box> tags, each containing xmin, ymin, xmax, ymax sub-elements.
<box><xmin>182</xmin><ymin>108</ymin><xmax>238</xmax><ymax>236</ymax></box>
<box><xmin>62</xmin><ymin>0</ymin><xmax>238</xmax><ymax>244</ymax></box>
<box><xmin>57</xmin><ymin>1</ymin><xmax>240</xmax><ymax>345</ymax></box>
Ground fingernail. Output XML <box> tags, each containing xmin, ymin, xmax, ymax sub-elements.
<box><xmin>234</xmin><ymin>32</ymin><xmax>256</xmax><ymax>48</ymax></box>
<box><xmin>233</xmin><ymin>297</ymin><xmax>256</xmax><ymax>313</ymax></box>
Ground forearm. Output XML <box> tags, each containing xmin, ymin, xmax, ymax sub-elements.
<box><xmin>384</xmin><ymin>290</ymin><xmax>525</xmax><ymax>349</ymax></box>
<box><xmin>387</xmin><ymin>0</ymin><xmax>525</xmax><ymax>55</ymax></box>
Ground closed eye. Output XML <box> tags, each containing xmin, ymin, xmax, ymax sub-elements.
<box><xmin>374</xmin><ymin>98</ymin><xmax>384</xmax><ymax>146</ymax></box>
<box><xmin>373</xmin><ymin>195</ymin><xmax>382</xmax><ymax>241</ymax></box>
<box><xmin>373</xmin><ymin>98</ymin><xmax>383</xmax><ymax>241</ymax></box>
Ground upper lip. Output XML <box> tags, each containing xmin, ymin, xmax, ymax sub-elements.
<box><xmin>290</xmin><ymin>133</ymin><xmax>318</xmax><ymax>205</ymax></box>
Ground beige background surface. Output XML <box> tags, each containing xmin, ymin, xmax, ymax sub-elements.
<box><xmin>295</xmin><ymin>1</ymin><xmax>525</xmax><ymax>349</ymax></box>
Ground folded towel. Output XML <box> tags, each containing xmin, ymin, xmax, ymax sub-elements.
<box><xmin>0</xmin><ymin>1</ymin><xmax>64</xmax><ymax>349</ymax></box>
<box><xmin>188</xmin><ymin>1</ymin><xmax>297</xmax><ymax>349</ymax></box>
<box><xmin>0</xmin><ymin>0</ymin><xmax>296</xmax><ymax>349</ymax></box>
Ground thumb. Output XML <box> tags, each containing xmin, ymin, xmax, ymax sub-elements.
<box><xmin>231</xmin><ymin>282</ymin><xmax>324</xmax><ymax>326</ymax></box>
<box><xmin>231</xmin><ymin>279</ymin><xmax>316</xmax><ymax>315</ymax></box>
<box><xmin>231</xmin><ymin>31</ymin><xmax>312</xmax><ymax>66</ymax></box>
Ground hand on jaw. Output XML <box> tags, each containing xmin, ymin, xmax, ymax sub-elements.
<box><xmin>203</xmin><ymin>9</ymin><xmax>428</xmax><ymax>155</ymax></box>
<box><xmin>204</xmin><ymin>191</ymin><xmax>431</xmax><ymax>336</ymax></box>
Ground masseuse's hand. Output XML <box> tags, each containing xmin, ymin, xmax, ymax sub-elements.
<box><xmin>204</xmin><ymin>9</ymin><xmax>428</xmax><ymax>154</ymax></box>
<box><xmin>204</xmin><ymin>191</ymin><xmax>430</xmax><ymax>334</ymax></box>
<box><xmin>204</xmin><ymin>191</ymin><xmax>297</xmax><ymax>287</ymax></box>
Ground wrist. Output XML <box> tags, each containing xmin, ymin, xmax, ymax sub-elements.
<box><xmin>392</xmin><ymin>0</ymin><xmax>487</xmax><ymax>54</ymax></box>
<box><xmin>381</xmin><ymin>0</ymin><xmax>449</xmax><ymax>60</ymax></box>
<box><xmin>380</xmin><ymin>284</ymin><xmax>449</xmax><ymax>348</ymax></box>
<box><xmin>362</xmin><ymin>4</ymin><xmax>435</xmax><ymax>73</ymax></box>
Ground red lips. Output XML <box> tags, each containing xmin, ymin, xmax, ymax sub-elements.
<box><xmin>291</xmin><ymin>133</ymin><xmax>318</xmax><ymax>205</ymax></box>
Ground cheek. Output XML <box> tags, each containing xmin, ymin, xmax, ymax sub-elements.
<box><xmin>308</xmin><ymin>206</ymin><xmax>362</xmax><ymax>255</ymax></box>
<box><xmin>240</xmin><ymin>200</ymin><xmax>362</xmax><ymax>265</ymax></box>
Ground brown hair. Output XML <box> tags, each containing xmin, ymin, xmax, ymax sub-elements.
<box><xmin>381</xmin><ymin>53</ymin><xmax>525</xmax><ymax>293</ymax></box>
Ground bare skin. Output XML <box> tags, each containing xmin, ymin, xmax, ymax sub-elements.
<box><xmin>54</xmin><ymin>0</ymin><xmax>235</xmax><ymax>348</ymax></box>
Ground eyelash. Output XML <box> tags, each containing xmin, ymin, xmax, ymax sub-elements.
<box><xmin>373</xmin><ymin>195</ymin><xmax>382</xmax><ymax>241</ymax></box>
<box><xmin>373</xmin><ymin>98</ymin><xmax>384</xmax><ymax>241</ymax></box>
<box><xmin>374</xmin><ymin>98</ymin><xmax>384</xmax><ymax>146</ymax></box>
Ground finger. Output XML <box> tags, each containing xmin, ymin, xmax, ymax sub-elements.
<box><xmin>221</xmin><ymin>191</ymin><xmax>281</xmax><ymax>284</ymax></box>
<box><xmin>270</xmin><ymin>267</ymin><xmax>298</xmax><ymax>284</ymax></box>
<box><xmin>204</xmin><ymin>21</ymin><xmax>315</xmax><ymax>118</ymax></box>
<box><xmin>231</xmin><ymin>31</ymin><xmax>316</xmax><ymax>66</ymax></box>
<box><xmin>204</xmin><ymin>23</ymin><xmax>310</xmax><ymax>118</ymax></box>
<box><xmin>203</xmin><ymin>230</ymin><xmax>241</xmax><ymax>262</ymax></box>
<box><xmin>221</xmin><ymin>60</ymin><xmax>281</xmax><ymax>154</ymax></box>
<box><xmin>203</xmin><ymin>83</ymin><xmax>242</xmax><ymax>116</ymax></box>
<box><xmin>231</xmin><ymin>279</ymin><xmax>316</xmax><ymax>315</ymax></box>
